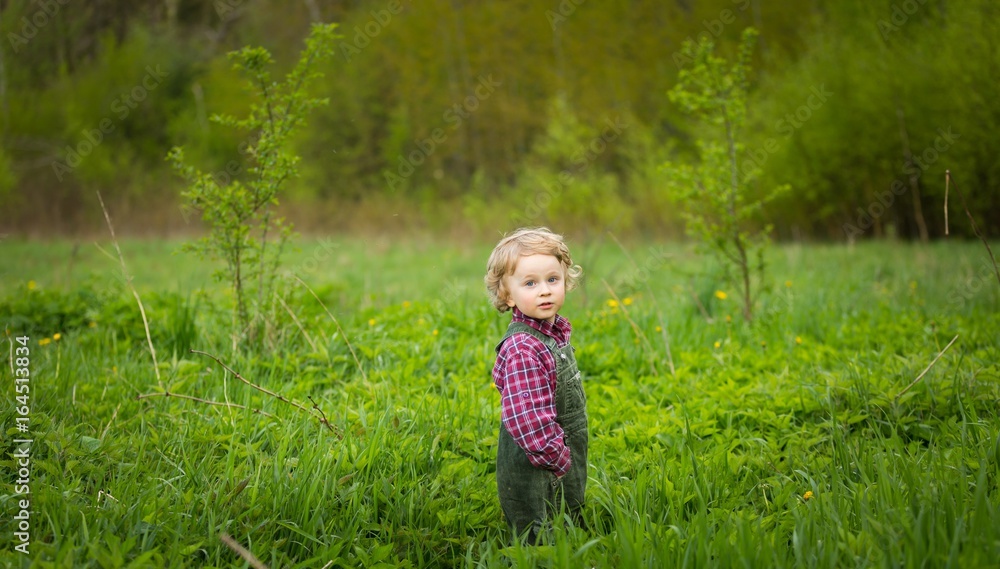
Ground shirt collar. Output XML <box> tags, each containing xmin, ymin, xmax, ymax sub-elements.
<box><xmin>511</xmin><ymin>306</ymin><xmax>572</xmax><ymax>345</ymax></box>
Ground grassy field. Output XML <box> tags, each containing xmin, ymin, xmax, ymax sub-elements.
<box><xmin>1</xmin><ymin>236</ymin><xmax>999</xmax><ymax>568</ymax></box>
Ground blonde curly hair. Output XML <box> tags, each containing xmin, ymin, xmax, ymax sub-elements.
<box><xmin>484</xmin><ymin>227</ymin><xmax>583</xmax><ymax>312</ymax></box>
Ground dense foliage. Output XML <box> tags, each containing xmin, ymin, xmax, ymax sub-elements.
<box><xmin>1</xmin><ymin>0</ymin><xmax>998</xmax><ymax>239</ymax></box>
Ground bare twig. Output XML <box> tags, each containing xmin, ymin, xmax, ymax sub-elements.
<box><xmin>607</xmin><ymin>232</ymin><xmax>676</xmax><ymax>376</ymax></box>
<box><xmin>945</xmin><ymin>171</ymin><xmax>1000</xmax><ymax>290</ymax></box>
<box><xmin>96</xmin><ymin>191</ymin><xmax>162</xmax><ymax>389</ymax></box>
<box><xmin>136</xmin><ymin>391</ymin><xmax>275</xmax><ymax>418</ymax></box>
<box><xmin>944</xmin><ymin>171</ymin><xmax>950</xmax><ymax>236</ymax></box>
<box><xmin>688</xmin><ymin>280</ymin><xmax>714</xmax><ymax>323</ymax></box>
<box><xmin>602</xmin><ymin>280</ymin><xmax>658</xmax><ymax>377</ymax></box>
<box><xmin>190</xmin><ymin>349</ymin><xmax>336</xmax><ymax>433</ymax></box>
<box><xmin>294</xmin><ymin>275</ymin><xmax>368</xmax><ymax>382</ymax></box>
<box><xmin>278</xmin><ymin>295</ymin><xmax>319</xmax><ymax>353</ymax></box>
<box><xmin>219</xmin><ymin>533</ymin><xmax>269</xmax><ymax>569</ymax></box>
<box><xmin>896</xmin><ymin>334</ymin><xmax>959</xmax><ymax>399</ymax></box>
<box><xmin>308</xmin><ymin>395</ymin><xmax>341</xmax><ymax>437</ymax></box>
<box><xmin>100</xmin><ymin>404</ymin><xmax>120</xmax><ymax>440</ymax></box>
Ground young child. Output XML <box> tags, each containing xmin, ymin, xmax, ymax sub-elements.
<box><xmin>484</xmin><ymin>227</ymin><xmax>588</xmax><ymax>543</ymax></box>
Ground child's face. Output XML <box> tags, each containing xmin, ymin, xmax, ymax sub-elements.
<box><xmin>504</xmin><ymin>254</ymin><xmax>566</xmax><ymax>322</ymax></box>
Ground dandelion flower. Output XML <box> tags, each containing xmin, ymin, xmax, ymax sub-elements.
<box><xmin>39</xmin><ymin>338</ymin><xmax>51</xmax><ymax>346</ymax></box>
<box><xmin>432</xmin><ymin>329</ymin><xmax>439</xmax><ymax>336</ymax></box>
<box><xmin>795</xmin><ymin>336</ymin><xmax>802</xmax><ymax>345</ymax></box>
<box><xmin>53</xmin><ymin>333</ymin><xmax>62</xmax><ymax>341</ymax></box>
<box><xmin>402</xmin><ymin>300</ymin><xmax>411</xmax><ymax>308</ymax></box>
<box><xmin>714</xmin><ymin>290</ymin><xmax>727</xmax><ymax>300</ymax></box>
<box><xmin>714</xmin><ymin>341</ymin><xmax>721</xmax><ymax>349</ymax></box>
<box><xmin>623</xmin><ymin>297</ymin><xmax>633</xmax><ymax>306</ymax></box>
<box><xmin>368</xmin><ymin>318</ymin><xmax>376</xmax><ymax>326</ymax></box>
<box><xmin>803</xmin><ymin>490</ymin><xmax>814</xmax><ymax>501</ymax></box>
<box><xmin>655</xmin><ymin>326</ymin><xmax>662</xmax><ymax>333</ymax></box>
<box><xmin>607</xmin><ymin>299</ymin><xmax>619</xmax><ymax>308</ymax></box>
<box><xmin>27</xmin><ymin>280</ymin><xmax>37</xmax><ymax>290</ymax></box>
<box><xmin>785</xmin><ymin>280</ymin><xmax>793</xmax><ymax>288</ymax></box>
<box><xmin>725</xmin><ymin>315</ymin><xmax>732</xmax><ymax>323</ymax></box>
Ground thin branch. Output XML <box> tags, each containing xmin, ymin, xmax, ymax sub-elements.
<box><xmin>945</xmin><ymin>171</ymin><xmax>1000</xmax><ymax>291</ymax></box>
<box><xmin>944</xmin><ymin>171</ymin><xmax>950</xmax><ymax>235</ymax></box>
<box><xmin>294</xmin><ymin>275</ymin><xmax>368</xmax><ymax>382</ymax></box>
<box><xmin>219</xmin><ymin>533</ymin><xmax>269</xmax><ymax>569</ymax></box>
<box><xmin>688</xmin><ymin>280</ymin><xmax>714</xmax><ymax>323</ymax></box>
<box><xmin>308</xmin><ymin>395</ymin><xmax>341</xmax><ymax>437</ymax></box>
<box><xmin>96</xmin><ymin>191</ymin><xmax>162</xmax><ymax>388</ymax></box>
<box><xmin>136</xmin><ymin>391</ymin><xmax>275</xmax><ymax>418</ymax></box>
<box><xmin>896</xmin><ymin>334</ymin><xmax>959</xmax><ymax>400</ymax></box>
<box><xmin>279</xmin><ymin>295</ymin><xmax>319</xmax><ymax>352</ymax></box>
<box><xmin>190</xmin><ymin>349</ymin><xmax>336</xmax><ymax>433</ymax></box>
<box><xmin>607</xmin><ymin>232</ymin><xmax>676</xmax><ymax>376</ymax></box>
<box><xmin>602</xmin><ymin>279</ymin><xmax>658</xmax><ymax>377</ymax></box>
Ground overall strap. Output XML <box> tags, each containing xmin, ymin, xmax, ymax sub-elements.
<box><xmin>496</xmin><ymin>321</ymin><xmax>559</xmax><ymax>354</ymax></box>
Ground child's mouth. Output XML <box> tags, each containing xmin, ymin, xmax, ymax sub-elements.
<box><xmin>539</xmin><ymin>302</ymin><xmax>553</xmax><ymax>309</ymax></box>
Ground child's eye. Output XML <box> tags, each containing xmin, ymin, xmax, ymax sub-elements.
<box><xmin>548</xmin><ymin>277</ymin><xmax>559</xmax><ymax>283</ymax></box>
<box><xmin>524</xmin><ymin>280</ymin><xmax>535</xmax><ymax>287</ymax></box>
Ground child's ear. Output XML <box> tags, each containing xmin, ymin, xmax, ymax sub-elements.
<box><xmin>505</xmin><ymin>297</ymin><xmax>516</xmax><ymax>308</ymax></box>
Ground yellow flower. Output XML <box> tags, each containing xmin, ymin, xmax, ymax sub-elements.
<box><xmin>89</xmin><ymin>322</ymin><xmax>97</xmax><ymax>328</ymax></box>
<box><xmin>623</xmin><ymin>297</ymin><xmax>633</xmax><ymax>306</ymax></box>
<box><xmin>53</xmin><ymin>333</ymin><xmax>62</xmax><ymax>341</ymax></box>
<box><xmin>714</xmin><ymin>290</ymin><xmax>727</xmax><ymax>300</ymax></box>
<box><xmin>785</xmin><ymin>280</ymin><xmax>793</xmax><ymax>288</ymax></box>
<box><xmin>432</xmin><ymin>329</ymin><xmax>439</xmax><ymax>336</ymax></box>
<box><xmin>607</xmin><ymin>299</ymin><xmax>619</xmax><ymax>308</ymax></box>
<box><xmin>714</xmin><ymin>341</ymin><xmax>721</xmax><ymax>349</ymax></box>
<box><xmin>803</xmin><ymin>490</ymin><xmax>814</xmax><ymax>501</ymax></box>
<box><xmin>27</xmin><ymin>280</ymin><xmax>37</xmax><ymax>290</ymax></box>
<box><xmin>368</xmin><ymin>318</ymin><xmax>376</xmax><ymax>326</ymax></box>
<box><xmin>402</xmin><ymin>300</ymin><xmax>411</xmax><ymax>308</ymax></box>
<box><xmin>725</xmin><ymin>315</ymin><xmax>732</xmax><ymax>323</ymax></box>
<box><xmin>39</xmin><ymin>338</ymin><xmax>51</xmax><ymax>346</ymax></box>
<box><xmin>655</xmin><ymin>326</ymin><xmax>662</xmax><ymax>333</ymax></box>
<box><xmin>795</xmin><ymin>336</ymin><xmax>802</xmax><ymax>344</ymax></box>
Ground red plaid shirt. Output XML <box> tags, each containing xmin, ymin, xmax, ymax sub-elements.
<box><xmin>492</xmin><ymin>307</ymin><xmax>573</xmax><ymax>477</ymax></box>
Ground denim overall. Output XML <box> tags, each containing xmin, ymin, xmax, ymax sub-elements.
<box><xmin>495</xmin><ymin>321</ymin><xmax>589</xmax><ymax>543</ymax></box>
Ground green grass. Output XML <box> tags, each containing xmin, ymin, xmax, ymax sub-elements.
<box><xmin>1</xmin><ymin>237</ymin><xmax>998</xmax><ymax>568</ymax></box>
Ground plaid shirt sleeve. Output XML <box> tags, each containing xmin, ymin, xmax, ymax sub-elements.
<box><xmin>493</xmin><ymin>333</ymin><xmax>572</xmax><ymax>477</ymax></box>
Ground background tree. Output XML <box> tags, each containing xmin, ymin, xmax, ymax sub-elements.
<box><xmin>663</xmin><ymin>28</ymin><xmax>787</xmax><ymax>321</ymax></box>
<box><xmin>167</xmin><ymin>23</ymin><xmax>339</xmax><ymax>348</ymax></box>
